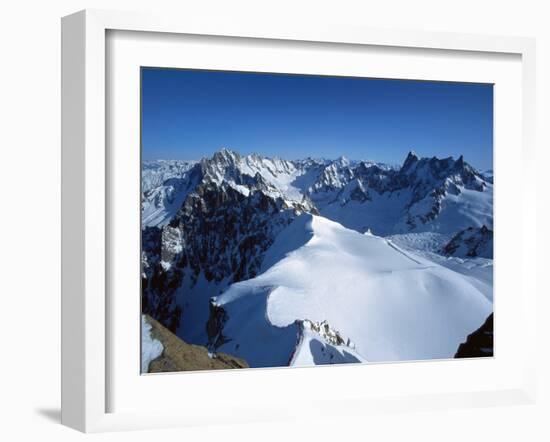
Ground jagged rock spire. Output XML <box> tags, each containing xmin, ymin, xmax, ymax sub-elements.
<box><xmin>401</xmin><ymin>150</ymin><xmax>419</xmax><ymax>172</ymax></box>
<box><xmin>212</xmin><ymin>147</ymin><xmax>240</xmax><ymax>164</ymax></box>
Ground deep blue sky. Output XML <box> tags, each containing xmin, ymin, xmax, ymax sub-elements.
<box><xmin>141</xmin><ymin>68</ymin><xmax>493</xmax><ymax>170</ymax></box>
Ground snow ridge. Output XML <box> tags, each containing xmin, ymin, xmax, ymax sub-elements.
<box><xmin>210</xmin><ymin>214</ymin><xmax>491</xmax><ymax>365</ymax></box>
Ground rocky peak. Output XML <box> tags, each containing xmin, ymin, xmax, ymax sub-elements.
<box><xmin>401</xmin><ymin>150</ymin><xmax>420</xmax><ymax>173</ymax></box>
<box><xmin>335</xmin><ymin>155</ymin><xmax>350</xmax><ymax>167</ymax></box>
<box><xmin>200</xmin><ymin>149</ymin><xmax>238</xmax><ymax>181</ymax></box>
<box><xmin>442</xmin><ymin>225</ymin><xmax>493</xmax><ymax>258</ymax></box>
<box><xmin>213</xmin><ymin>147</ymin><xmax>241</xmax><ymax>164</ymax></box>
<box><xmin>201</xmin><ymin>149</ymin><xmax>274</xmax><ymax>193</ymax></box>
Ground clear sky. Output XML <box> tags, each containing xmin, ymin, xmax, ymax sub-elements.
<box><xmin>141</xmin><ymin>68</ymin><xmax>493</xmax><ymax>170</ymax></box>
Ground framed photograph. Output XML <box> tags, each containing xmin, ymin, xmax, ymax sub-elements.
<box><xmin>61</xmin><ymin>9</ymin><xmax>537</xmax><ymax>432</ymax></box>
<box><xmin>140</xmin><ymin>67</ymin><xmax>495</xmax><ymax>372</ymax></box>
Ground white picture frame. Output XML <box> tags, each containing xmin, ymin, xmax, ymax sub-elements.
<box><xmin>61</xmin><ymin>9</ymin><xmax>537</xmax><ymax>433</ymax></box>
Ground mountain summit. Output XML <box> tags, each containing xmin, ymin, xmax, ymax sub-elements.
<box><xmin>142</xmin><ymin>148</ymin><xmax>492</xmax><ymax>235</ymax></box>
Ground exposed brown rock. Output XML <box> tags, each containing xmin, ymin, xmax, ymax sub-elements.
<box><xmin>144</xmin><ymin>315</ymin><xmax>248</xmax><ymax>373</ymax></box>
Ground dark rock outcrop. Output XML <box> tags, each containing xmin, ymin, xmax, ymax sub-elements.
<box><xmin>455</xmin><ymin>313</ymin><xmax>493</xmax><ymax>358</ymax></box>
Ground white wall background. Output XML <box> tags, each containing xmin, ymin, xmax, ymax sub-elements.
<box><xmin>0</xmin><ymin>1</ymin><xmax>547</xmax><ymax>440</ymax></box>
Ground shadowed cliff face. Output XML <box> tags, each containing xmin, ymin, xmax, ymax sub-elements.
<box><xmin>455</xmin><ymin>313</ymin><xmax>494</xmax><ymax>358</ymax></box>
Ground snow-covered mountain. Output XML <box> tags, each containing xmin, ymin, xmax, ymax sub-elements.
<box><xmin>142</xmin><ymin>159</ymin><xmax>197</xmax><ymax>193</ymax></box>
<box><xmin>142</xmin><ymin>148</ymin><xmax>492</xmax><ymax>235</ymax></box>
<box><xmin>208</xmin><ymin>214</ymin><xmax>491</xmax><ymax>365</ymax></box>
<box><xmin>141</xmin><ymin>148</ymin><xmax>493</xmax><ymax>368</ymax></box>
<box><xmin>442</xmin><ymin>226</ymin><xmax>493</xmax><ymax>259</ymax></box>
<box><xmin>481</xmin><ymin>169</ymin><xmax>494</xmax><ymax>184</ymax></box>
<box><xmin>141</xmin><ymin>160</ymin><xmax>200</xmax><ymax>227</ymax></box>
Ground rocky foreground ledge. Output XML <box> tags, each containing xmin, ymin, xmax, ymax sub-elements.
<box><xmin>143</xmin><ymin>315</ymin><xmax>248</xmax><ymax>373</ymax></box>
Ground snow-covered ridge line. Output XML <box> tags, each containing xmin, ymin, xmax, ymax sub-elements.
<box><xmin>142</xmin><ymin>147</ymin><xmax>492</xmax><ymax>237</ymax></box>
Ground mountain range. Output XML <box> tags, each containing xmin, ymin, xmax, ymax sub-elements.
<box><xmin>141</xmin><ymin>148</ymin><xmax>493</xmax><ymax>370</ymax></box>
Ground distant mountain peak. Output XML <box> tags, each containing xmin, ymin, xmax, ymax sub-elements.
<box><xmin>401</xmin><ymin>150</ymin><xmax>420</xmax><ymax>172</ymax></box>
<box><xmin>336</xmin><ymin>155</ymin><xmax>350</xmax><ymax>166</ymax></box>
<box><xmin>142</xmin><ymin>149</ymin><xmax>491</xmax><ymax>236</ymax></box>
<box><xmin>212</xmin><ymin>147</ymin><xmax>240</xmax><ymax>162</ymax></box>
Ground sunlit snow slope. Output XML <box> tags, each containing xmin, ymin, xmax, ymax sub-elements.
<box><xmin>213</xmin><ymin>214</ymin><xmax>492</xmax><ymax>366</ymax></box>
